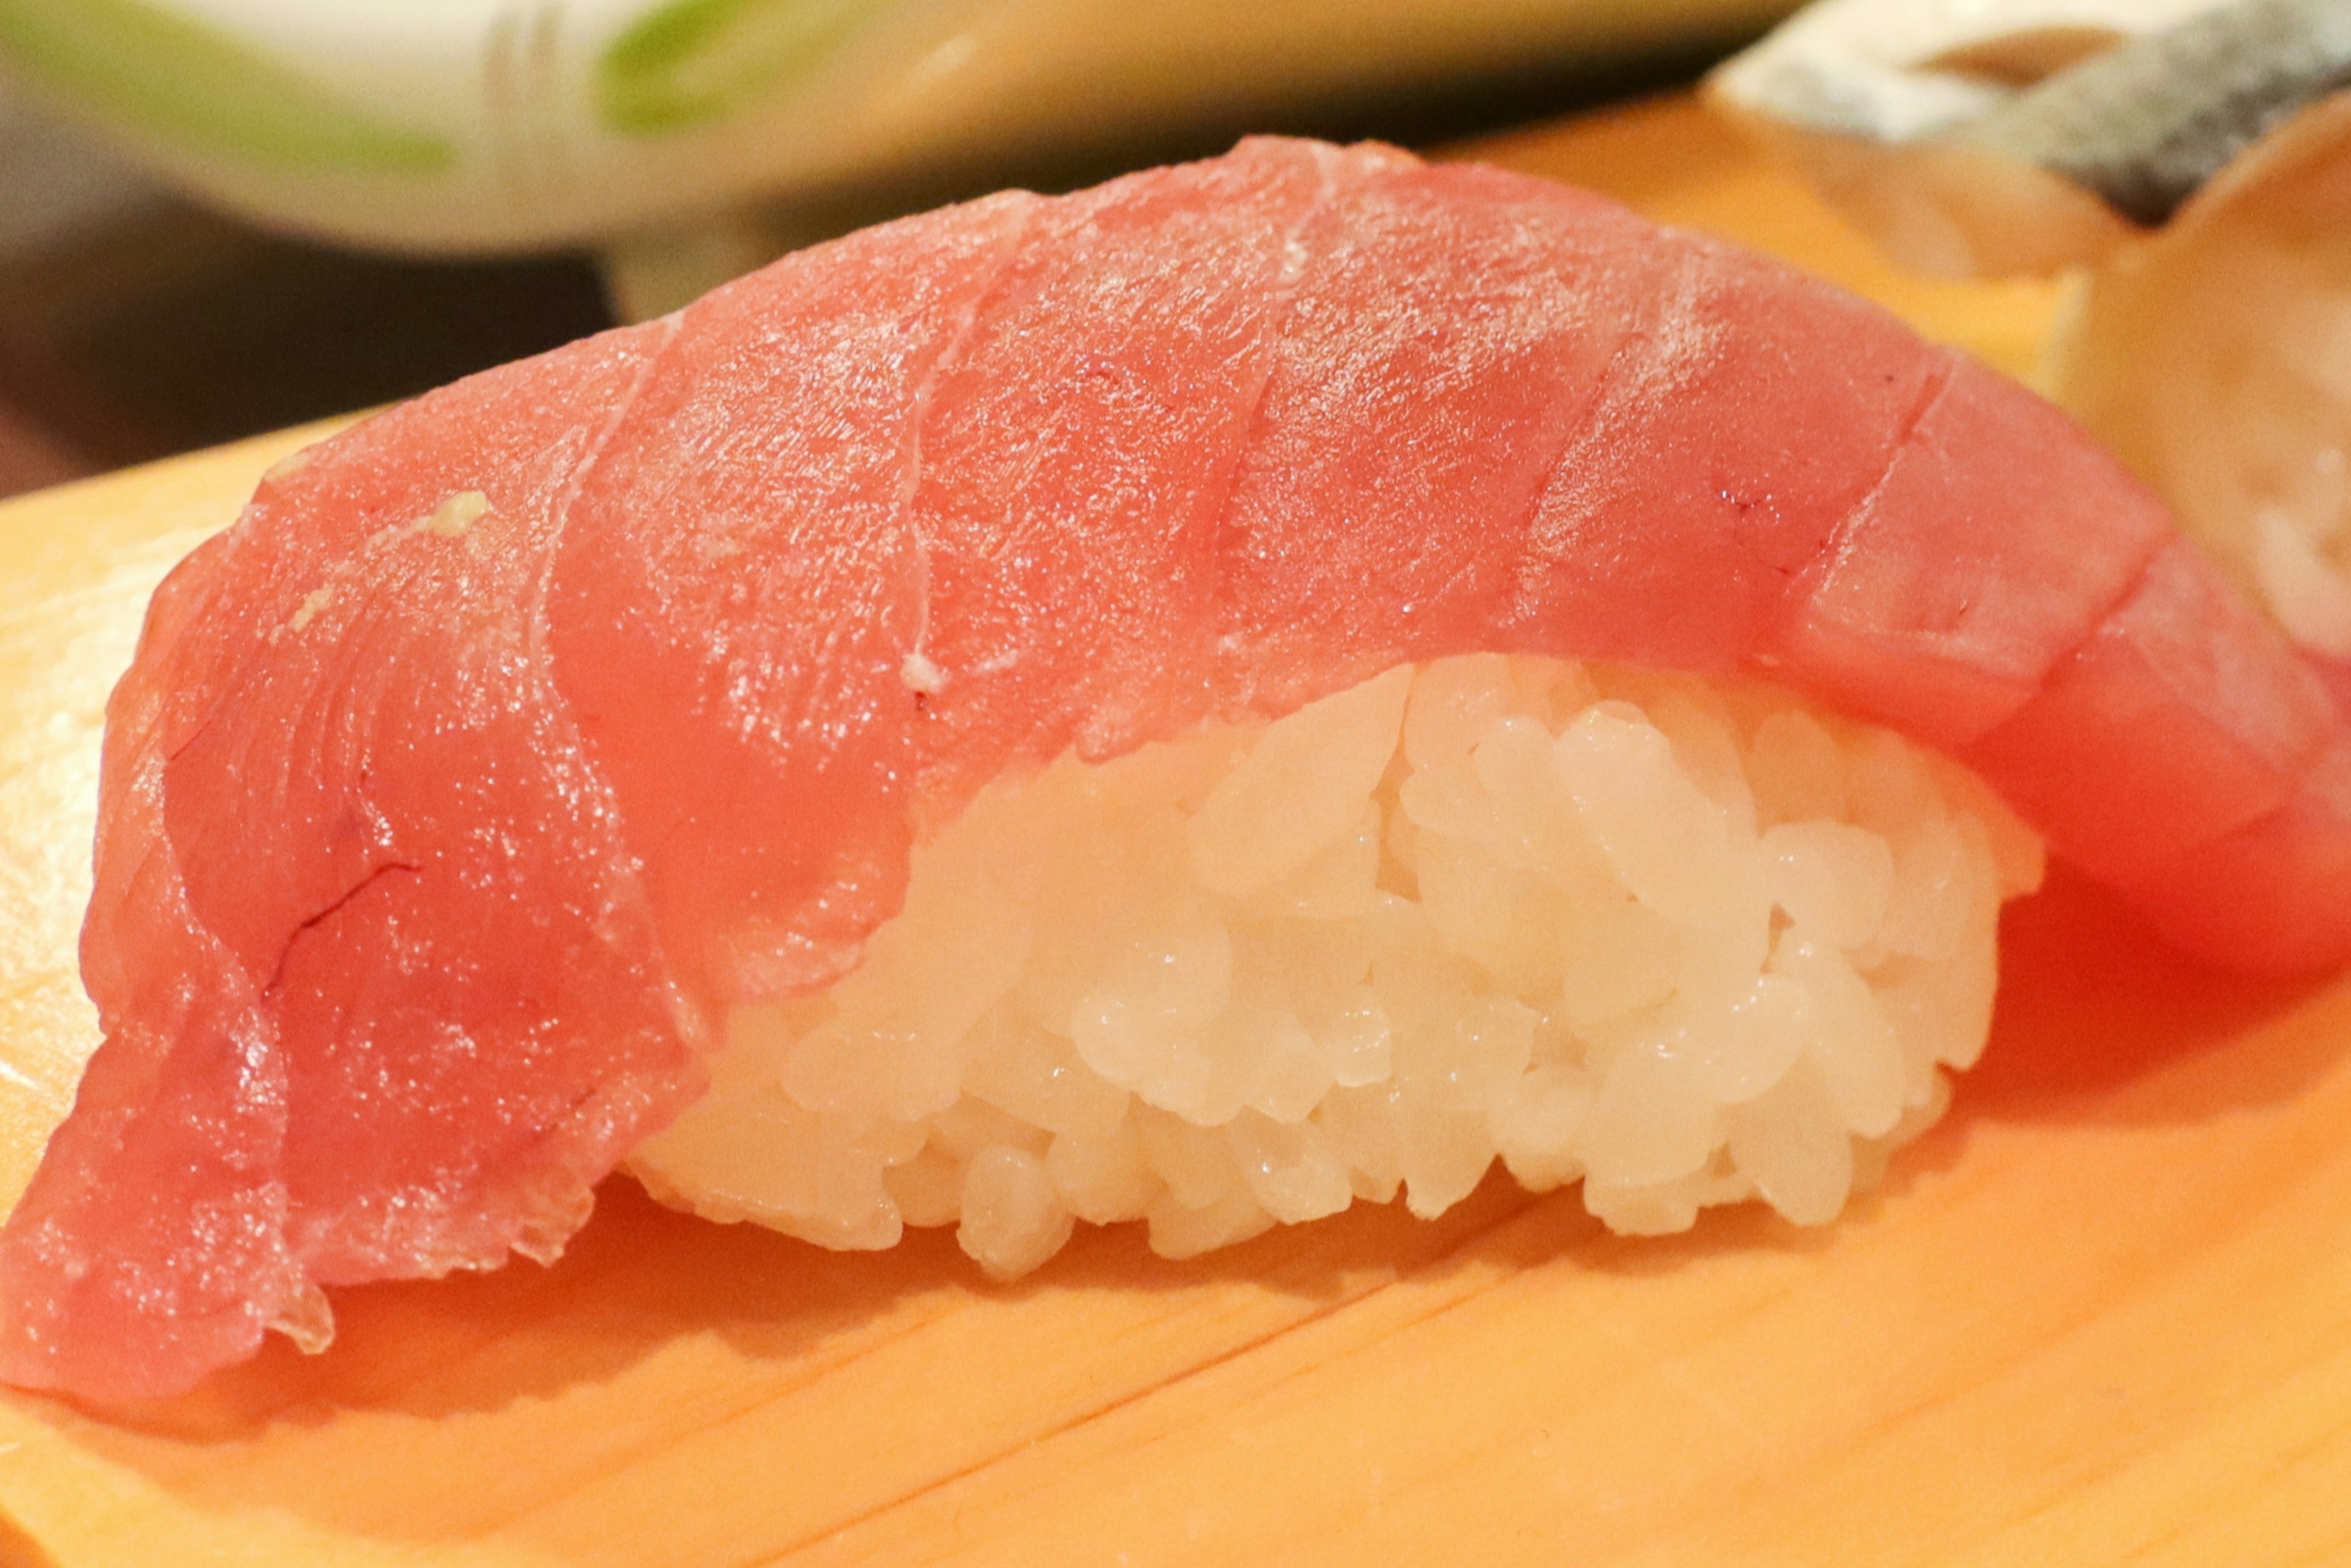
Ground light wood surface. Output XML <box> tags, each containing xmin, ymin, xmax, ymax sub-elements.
<box><xmin>1</xmin><ymin>97</ymin><xmax>2346</xmax><ymax>1568</ymax></box>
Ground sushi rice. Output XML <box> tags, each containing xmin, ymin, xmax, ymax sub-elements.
<box><xmin>631</xmin><ymin>655</ymin><xmax>2044</xmax><ymax>1275</ymax></box>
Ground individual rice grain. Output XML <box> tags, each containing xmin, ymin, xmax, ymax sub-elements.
<box><xmin>1046</xmin><ymin>1119</ymin><xmax>1157</xmax><ymax>1225</ymax></box>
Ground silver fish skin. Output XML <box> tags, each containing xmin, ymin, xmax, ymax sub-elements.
<box><xmin>1963</xmin><ymin>0</ymin><xmax>2351</xmax><ymax>223</ymax></box>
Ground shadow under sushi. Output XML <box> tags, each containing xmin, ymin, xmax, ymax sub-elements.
<box><xmin>13</xmin><ymin>1172</ymin><xmax>1582</xmax><ymax>1550</ymax></box>
<box><xmin>11</xmin><ymin>860</ymin><xmax>2346</xmax><ymax>1558</ymax></box>
<box><xmin>0</xmin><ymin>1509</ymin><xmax>58</xmax><ymax>1568</ymax></box>
<box><xmin>1962</xmin><ymin>861</ymin><xmax>2343</xmax><ymax>1122</ymax></box>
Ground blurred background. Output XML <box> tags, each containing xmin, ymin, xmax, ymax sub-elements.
<box><xmin>0</xmin><ymin>0</ymin><xmax>1801</xmax><ymax>502</ymax></box>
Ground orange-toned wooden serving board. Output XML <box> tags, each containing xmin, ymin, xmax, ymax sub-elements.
<box><xmin>2</xmin><ymin>98</ymin><xmax>2349</xmax><ymax>1568</ymax></box>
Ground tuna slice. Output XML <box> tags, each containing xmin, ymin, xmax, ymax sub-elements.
<box><xmin>6</xmin><ymin>137</ymin><xmax>2345</xmax><ymax>1402</ymax></box>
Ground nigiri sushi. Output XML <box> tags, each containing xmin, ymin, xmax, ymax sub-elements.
<box><xmin>7</xmin><ymin>136</ymin><xmax>2349</xmax><ymax>1404</ymax></box>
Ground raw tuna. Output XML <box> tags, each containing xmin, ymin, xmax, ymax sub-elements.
<box><xmin>6</xmin><ymin>137</ymin><xmax>2344</xmax><ymax>1401</ymax></box>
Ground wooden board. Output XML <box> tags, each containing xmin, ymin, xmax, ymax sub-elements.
<box><xmin>2</xmin><ymin>96</ymin><xmax>2349</xmax><ymax>1568</ymax></box>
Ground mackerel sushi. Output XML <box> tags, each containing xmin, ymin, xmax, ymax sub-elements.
<box><xmin>7</xmin><ymin>137</ymin><xmax>2349</xmax><ymax>1403</ymax></box>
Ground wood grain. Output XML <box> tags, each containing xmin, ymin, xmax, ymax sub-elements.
<box><xmin>1</xmin><ymin>97</ymin><xmax>2346</xmax><ymax>1568</ymax></box>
